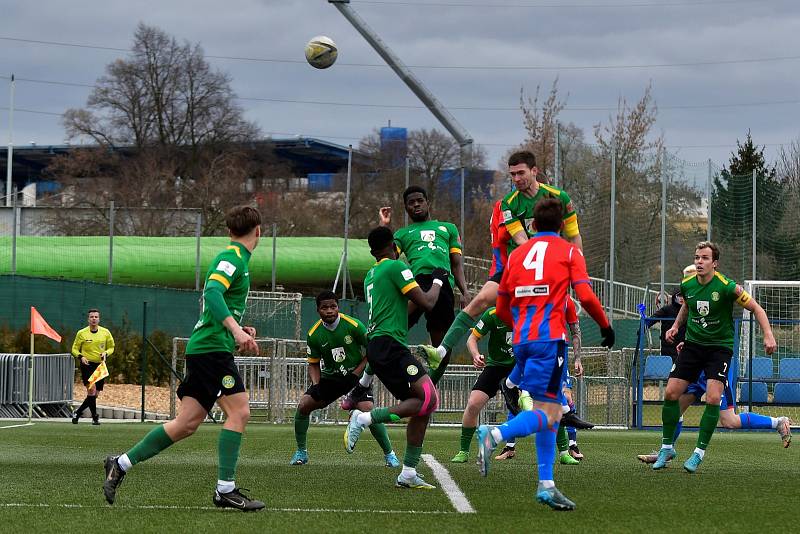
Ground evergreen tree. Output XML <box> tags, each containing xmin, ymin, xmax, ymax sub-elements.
<box><xmin>710</xmin><ymin>131</ymin><xmax>783</xmax><ymax>281</ymax></box>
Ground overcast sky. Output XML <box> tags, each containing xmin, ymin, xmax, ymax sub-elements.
<box><xmin>1</xmin><ymin>0</ymin><xmax>799</xmax><ymax>175</ymax></box>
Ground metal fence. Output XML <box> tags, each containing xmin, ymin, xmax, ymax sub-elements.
<box><xmin>0</xmin><ymin>353</ymin><xmax>73</xmax><ymax>417</ymax></box>
<box><xmin>170</xmin><ymin>337</ymin><xmax>631</xmax><ymax>428</ymax></box>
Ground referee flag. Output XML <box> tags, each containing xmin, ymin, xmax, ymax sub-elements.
<box><xmin>87</xmin><ymin>361</ymin><xmax>109</xmax><ymax>388</ymax></box>
<box><xmin>30</xmin><ymin>307</ymin><xmax>61</xmax><ymax>342</ymax></box>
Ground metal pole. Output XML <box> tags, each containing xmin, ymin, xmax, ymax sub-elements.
<box><xmin>271</xmin><ymin>223</ymin><xmax>277</xmax><ymax>291</ymax></box>
<box><xmin>108</xmin><ymin>201</ymin><xmax>114</xmax><ymax>284</ymax></box>
<box><xmin>28</xmin><ymin>332</ymin><xmax>33</xmax><ymax>422</ymax></box>
<box><xmin>460</xmin><ymin>165</ymin><xmax>465</xmax><ymax>244</ymax></box>
<box><xmin>609</xmin><ymin>143</ymin><xmax>616</xmax><ymax>325</ymax></box>
<box><xmin>140</xmin><ymin>301</ymin><xmax>147</xmax><ymax>422</ymax></box>
<box><xmin>329</xmin><ymin>1</ymin><xmax>472</xmax><ymax>148</ymax></box>
<box><xmin>194</xmin><ymin>211</ymin><xmax>202</xmax><ymax>291</ymax></box>
<box><xmin>342</xmin><ymin>145</ymin><xmax>353</xmax><ymax>300</ymax></box>
<box><xmin>11</xmin><ymin>194</ymin><xmax>16</xmax><ymax>274</ymax></box>
<box><xmin>404</xmin><ymin>156</ymin><xmax>409</xmax><ymax>227</ymax></box>
<box><xmin>554</xmin><ymin>121</ymin><xmax>561</xmax><ymax>188</ymax></box>
<box><xmin>706</xmin><ymin>158</ymin><xmax>712</xmax><ymax>241</ymax></box>
<box><xmin>5</xmin><ymin>74</ymin><xmax>14</xmax><ymax>207</ymax></box>
<box><xmin>752</xmin><ymin>169</ymin><xmax>757</xmax><ymax>280</ymax></box>
<box><xmin>660</xmin><ymin>152</ymin><xmax>667</xmax><ymax>298</ymax></box>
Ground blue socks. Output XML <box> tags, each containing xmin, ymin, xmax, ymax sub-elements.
<box><xmin>498</xmin><ymin>409</ymin><xmax>549</xmax><ymax>441</ymax></box>
<box><xmin>535</xmin><ymin>421</ymin><xmax>558</xmax><ymax>482</ymax></box>
<box><xmin>672</xmin><ymin>418</ymin><xmax>683</xmax><ymax>444</ymax></box>
<box><xmin>567</xmin><ymin>427</ymin><xmax>577</xmax><ymax>442</ymax></box>
<box><xmin>739</xmin><ymin>412</ymin><xmax>773</xmax><ymax>429</ymax></box>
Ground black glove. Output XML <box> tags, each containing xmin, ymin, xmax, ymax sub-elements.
<box><xmin>431</xmin><ymin>268</ymin><xmax>449</xmax><ymax>283</ymax></box>
<box><xmin>600</xmin><ymin>326</ymin><xmax>615</xmax><ymax>348</ymax></box>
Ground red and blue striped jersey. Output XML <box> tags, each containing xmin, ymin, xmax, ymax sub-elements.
<box><xmin>497</xmin><ymin>232</ymin><xmax>591</xmax><ymax>345</ymax></box>
<box><xmin>489</xmin><ymin>200</ymin><xmax>511</xmax><ymax>277</ymax></box>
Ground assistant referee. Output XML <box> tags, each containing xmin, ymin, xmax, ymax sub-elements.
<box><xmin>71</xmin><ymin>308</ymin><xmax>115</xmax><ymax>425</ymax></box>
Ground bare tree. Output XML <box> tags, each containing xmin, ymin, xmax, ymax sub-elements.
<box><xmin>512</xmin><ymin>78</ymin><xmax>567</xmax><ymax>179</ymax></box>
<box><xmin>63</xmin><ymin>22</ymin><xmax>258</xmax><ymax>150</ymax></box>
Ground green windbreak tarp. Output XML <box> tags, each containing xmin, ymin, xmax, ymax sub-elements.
<box><xmin>0</xmin><ymin>236</ymin><xmax>373</xmax><ymax>288</ymax></box>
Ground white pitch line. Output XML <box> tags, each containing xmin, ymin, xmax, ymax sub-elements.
<box><xmin>0</xmin><ymin>503</ymin><xmax>452</xmax><ymax>514</ymax></box>
<box><xmin>0</xmin><ymin>423</ymin><xmax>35</xmax><ymax>429</ymax></box>
<box><xmin>421</xmin><ymin>454</ymin><xmax>475</xmax><ymax>514</ymax></box>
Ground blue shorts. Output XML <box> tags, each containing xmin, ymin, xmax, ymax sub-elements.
<box><xmin>685</xmin><ymin>371</ymin><xmax>736</xmax><ymax>410</ymax></box>
<box><xmin>511</xmin><ymin>341</ymin><xmax>568</xmax><ymax>404</ymax></box>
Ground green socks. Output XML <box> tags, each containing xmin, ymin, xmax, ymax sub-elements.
<box><xmin>661</xmin><ymin>399</ymin><xmax>681</xmax><ymax>445</ymax></box>
<box><xmin>556</xmin><ymin>422</ymin><xmax>569</xmax><ymax>453</ymax></box>
<box><xmin>370</xmin><ymin>407</ymin><xmax>400</xmax><ymax>424</ymax></box>
<box><xmin>697</xmin><ymin>404</ymin><xmax>721</xmax><ymax>450</ymax></box>
<box><xmin>403</xmin><ymin>444</ymin><xmax>423</xmax><ymax>469</ymax></box>
<box><xmin>460</xmin><ymin>426</ymin><xmax>476</xmax><ymax>453</ymax></box>
<box><xmin>294</xmin><ymin>409</ymin><xmax>310</xmax><ymax>450</ymax></box>
<box><xmin>441</xmin><ymin>311</ymin><xmax>476</xmax><ymax>352</ymax></box>
<box><xmin>369</xmin><ymin>423</ymin><xmax>393</xmax><ymax>454</ymax></box>
<box><xmin>218</xmin><ymin>428</ymin><xmax>242</xmax><ymax>482</ymax></box>
<box><xmin>126</xmin><ymin>424</ymin><xmax>174</xmax><ymax>465</ymax></box>
<box><xmin>428</xmin><ymin>355</ymin><xmax>450</xmax><ymax>386</ymax></box>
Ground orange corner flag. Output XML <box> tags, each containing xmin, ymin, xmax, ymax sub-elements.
<box><xmin>31</xmin><ymin>307</ymin><xmax>62</xmax><ymax>342</ymax></box>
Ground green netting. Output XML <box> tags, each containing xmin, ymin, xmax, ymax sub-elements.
<box><xmin>0</xmin><ymin>236</ymin><xmax>374</xmax><ymax>288</ymax></box>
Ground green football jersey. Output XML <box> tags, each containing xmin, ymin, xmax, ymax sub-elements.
<box><xmin>499</xmin><ymin>183</ymin><xmax>578</xmax><ymax>255</ymax></box>
<box><xmin>186</xmin><ymin>242</ymin><xmax>251</xmax><ymax>355</ymax></box>
<box><xmin>306</xmin><ymin>313</ymin><xmax>368</xmax><ymax>378</ymax></box>
<box><xmin>393</xmin><ymin>220</ymin><xmax>461</xmax><ymax>287</ymax></box>
<box><xmin>471</xmin><ymin>307</ymin><xmax>514</xmax><ymax>367</ymax></box>
<box><xmin>364</xmin><ymin>258</ymin><xmax>419</xmax><ymax>345</ymax></box>
<box><xmin>682</xmin><ymin>271</ymin><xmax>741</xmax><ymax>349</ymax></box>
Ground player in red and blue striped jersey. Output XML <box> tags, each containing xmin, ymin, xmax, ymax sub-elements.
<box><xmin>476</xmin><ymin>198</ymin><xmax>614</xmax><ymax>511</ymax></box>
<box><xmin>489</xmin><ymin>199</ymin><xmax>511</xmax><ymax>280</ymax></box>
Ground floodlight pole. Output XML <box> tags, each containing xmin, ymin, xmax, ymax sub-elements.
<box><xmin>329</xmin><ymin>0</ymin><xmax>475</xmax><ymax>239</ymax></box>
<box><xmin>6</xmin><ymin>74</ymin><xmax>14</xmax><ymax>207</ymax></box>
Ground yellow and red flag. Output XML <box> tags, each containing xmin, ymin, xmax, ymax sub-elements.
<box><xmin>86</xmin><ymin>361</ymin><xmax>109</xmax><ymax>388</ymax></box>
<box><xmin>30</xmin><ymin>307</ymin><xmax>61</xmax><ymax>342</ymax></box>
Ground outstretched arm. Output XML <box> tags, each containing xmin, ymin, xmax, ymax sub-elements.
<box><xmin>738</xmin><ymin>287</ymin><xmax>777</xmax><ymax>354</ymax></box>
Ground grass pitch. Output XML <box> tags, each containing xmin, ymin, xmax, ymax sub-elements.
<box><xmin>0</xmin><ymin>422</ymin><xmax>796</xmax><ymax>533</ymax></box>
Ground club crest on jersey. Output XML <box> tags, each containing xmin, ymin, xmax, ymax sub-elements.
<box><xmin>406</xmin><ymin>365</ymin><xmax>419</xmax><ymax>376</ymax></box>
<box><xmin>711</xmin><ymin>291</ymin><xmax>720</xmax><ymax>302</ymax></box>
<box><xmin>420</xmin><ymin>230</ymin><xmax>436</xmax><ymax>242</ymax></box>
<box><xmin>515</xmin><ymin>285</ymin><xmax>550</xmax><ymax>297</ymax></box>
<box><xmin>221</xmin><ymin>375</ymin><xmax>235</xmax><ymax>389</ymax></box>
<box><xmin>697</xmin><ymin>300</ymin><xmax>710</xmax><ymax>316</ymax></box>
<box><xmin>344</xmin><ymin>335</ymin><xmax>353</xmax><ymax>345</ymax></box>
<box><xmin>438</xmin><ymin>225</ymin><xmax>448</xmax><ymax>233</ymax></box>
<box><xmin>332</xmin><ymin>347</ymin><xmax>346</xmax><ymax>363</ymax></box>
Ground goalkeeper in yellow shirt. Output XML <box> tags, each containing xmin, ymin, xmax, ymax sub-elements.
<box><xmin>71</xmin><ymin>309</ymin><xmax>115</xmax><ymax>425</ymax></box>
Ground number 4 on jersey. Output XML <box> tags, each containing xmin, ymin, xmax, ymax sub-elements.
<box><xmin>522</xmin><ymin>241</ymin><xmax>549</xmax><ymax>280</ymax></box>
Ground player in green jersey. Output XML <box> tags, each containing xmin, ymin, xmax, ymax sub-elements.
<box><xmin>423</xmin><ymin>151</ymin><xmax>582</xmax><ymax>370</ymax></box>
<box><xmin>378</xmin><ymin>185</ymin><xmax>470</xmax><ymax>384</ymax></box>
<box><xmin>652</xmin><ymin>241</ymin><xmax>778</xmax><ymax>473</ymax></box>
<box><xmin>103</xmin><ymin>206</ymin><xmax>265</xmax><ymax>511</ymax></box>
<box><xmin>290</xmin><ymin>291</ymin><xmax>399</xmax><ymax>468</ymax></box>
<box><xmin>450</xmin><ymin>307</ymin><xmax>518</xmax><ymax>463</ymax></box>
<box><xmin>344</xmin><ymin>225</ymin><xmax>446</xmax><ymax>489</ymax></box>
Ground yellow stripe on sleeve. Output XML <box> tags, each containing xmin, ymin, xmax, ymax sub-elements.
<box><xmin>307</xmin><ymin>357</ymin><xmax>321</xmax><ymax>364</ymax></box>
<box><xmin>307</xmin><ymin>319</ymin><xmax>322</xmax><ymax>336</ymax></box>
<box><xmin>736</xmin><ymin>290</ymin><xmax>752</xmax><ymax>306</ymax></box>
<box><xmin>401</xmin><ymin>281</ymin><xmax>419</xmax><ymax>294</ymax></box>
<box><xmin>506</xmin><ymin>220</ymin><xmax>524</xmax><ymax>237</ymax></box>
<box><xmin>563</xmin><ymin>213</ymin><xmax>579</xmax><ymax>238</ymax></box>
<box><xmin>449</xmin><ymin>247</ymin><xmax>462</xmax><ymax>254</ymax></box>
<box><xmin>471</xmin><ymin>328</ymin><xmax>483</xmax><ymax>339</ymax></box>
<box><xmin>208</xmin><ymin>273</ymin><xmax>231</xmax><ymax>289</ymax></box>
<box><xmin>340</xmin><ymin>314</ymin><xmax>359</xmax><ymax>328</ymax></box>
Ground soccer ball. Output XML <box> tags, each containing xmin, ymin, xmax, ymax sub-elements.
<box><xmin>305</xmin><ymin>35</ymin><xmax>338</xmax><ymax>69</ymax></box>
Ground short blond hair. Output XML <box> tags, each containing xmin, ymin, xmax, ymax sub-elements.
<box><xmin>695</xmin><ymin>241</ymin><xmax>720</xmax><ymax>261</ymax></box>
<box><xmin>682</xmin><ymin>264</ymin><xmax>696</xmax><ymax>277</ymax></box>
